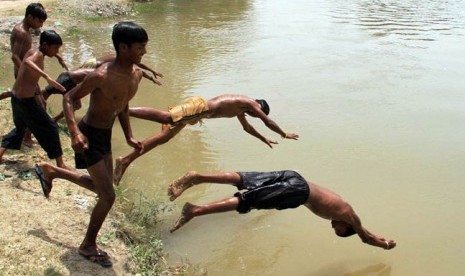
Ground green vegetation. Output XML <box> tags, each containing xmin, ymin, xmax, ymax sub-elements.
<box><xmin>112</xmin><ymin>189</ymin><xmax>170</xmax><ymax>275</ymax></box>
<box><xmin>83</xmin><ymin>16</ymin><xmax>107</xmax><ymax>22</ymax></box>
<box><xmin>66</xmin><ymin>26</ymin><xmax>83</xmax><ymax>37</ymax></box>
<box><xmin>43</xmin><ymin>267</ymin><xmax>62</xmax><ymax>276</ymax></box>
<box><xmin>131</xmin><ymin>1</ymin><xmax>160</xmax><ymax>14</ymax></box>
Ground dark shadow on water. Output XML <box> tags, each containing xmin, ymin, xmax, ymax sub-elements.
<box><xmin>307</xmin><ymin>262</ymin><xmax>391</xmax><ymax>276</ymax></box>
<box><xmin>345</xmin><ymin>263</ymin><xmax>392</xmax><ymax>276</ymax></box>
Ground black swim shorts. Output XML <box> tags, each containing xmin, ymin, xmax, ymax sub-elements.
<box><xmin>74</xmin><ymin>121</ymin><xmax>112</xmax><ymax>169</ymax></box>
<box><xmin>1</xmin><ymin>96</ymin><xmax>62</xmax><ymax>159</ymax></box>
<box><xmin>234</xmin><ymin>170</ymin><xmax>309</xmax><ymax>214</ymax></box>
<box><xmin>44</xmin><ymin>72</ymin><xmax>76</xmax><ymax>95</ymax></box>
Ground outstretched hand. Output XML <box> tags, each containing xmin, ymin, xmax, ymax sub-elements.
<box><xmin>383</xmin><ymin>239</ymin><xmax>397</xmax><ymax>250</ymax></box>
<box><xmin>127</xmin><ymin>137</ymin><xmax>144</xmax><ymax>154</ymax></box>
<box><xmin>46</xmin><ymin>76</ymin><xmax>66</xmax><ymax>93</ymax></box>
<box><xmin>283</xmin><ymin>133</ymin><xmax>299</xmax><ymax>140</ymax></box>
<box><xmin>150</xmin><ymin>71</ymin><xmax>163</xmax><ymax>86</ymax></box>
<box><xmin>149</xmin><ymin>77</ymin><xmax>162</xmax><ymax>86</ymax></box>
<box><xmin>264</xmin><ymin>139</ymin><xmax>278</xmax><ymax>148</ymax></box>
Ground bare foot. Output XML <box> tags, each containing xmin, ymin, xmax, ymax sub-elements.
<box><xmin>23</xmin><ymin>138</ymin><xmax>35</xmax><ymax>148</ymax></box>
<box><xmin>113</xmin><ymin>157</ymin><xmax>127</xmax><ymax>185</ymax></box>
<box><xmin>170</xmin><ymin>202</ymin><xmax>196</xmax><ymax>233</ymax></box>
<box><xmin>168</xmin><ymin>171</ymin><xmax>198</xmax><ymax>201</ymax></box>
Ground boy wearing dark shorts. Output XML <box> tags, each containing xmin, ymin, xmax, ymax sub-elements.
<box><xmin>34</xmin><ymin>22</ymin><xmax>149</xmax><ymax>267</ymax></box>
<box><xmin>0</xmin><ymin>30</ymin><xmax>66</xmax><ymax>166</ymax></box>
<box><xmin>168</xmin><ymin>170</ymin><xmax>397</xmax><ymax>250</ymax></box>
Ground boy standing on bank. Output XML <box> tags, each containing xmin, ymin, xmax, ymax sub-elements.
<box><xmin>1</xmin><ymin>3</ymin><xmax>68</xmax><ymax>145</ymax></box>
<box><xmin>0</xmin><ymin>30</ymin><xmax>66</xmax><ymax>166</ymax></box>
<box><xmin>34</xmin><ymin>21</ymin><xmax>148</xmax><ymax>267</ymax></box>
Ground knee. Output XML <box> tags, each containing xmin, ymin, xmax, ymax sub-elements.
<box><xmin>73</xmin><ymin>100</ymin><xmax>82</xmax><ymax>110</ymax></box>
<box><xmin>99</xmin><ymin>190</ymin><xmax>116</xmax><ymax>206</ymax></box>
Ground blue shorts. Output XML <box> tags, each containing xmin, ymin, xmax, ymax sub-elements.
<box><xmin>234</xmin><ymin>170</ymin><xmax>309</xmax><ymax>213</ymax></box>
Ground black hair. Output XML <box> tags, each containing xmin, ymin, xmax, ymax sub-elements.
<box><xmin>25</xmin><ymin>3</ymin><xmax>47</xmax><ymax>20</ymax></box>
<box><xmin>40</xmin><ymin>30</ymin><xmax>63</xmax><ymax>46</ymax></box>
<box><xmin>112</xmin><ymin>21</ymin><xmax>148</xmax><ymax>54</ymax></box>
<box><xmin>335</xmin><ymin>225</ymin><xmax>357</xmax><ymax>238</ymax></box>
<box><xmin>255</xmin><ymin>99</ymin><xmax>270</xmax><ymax>115</ymax></box>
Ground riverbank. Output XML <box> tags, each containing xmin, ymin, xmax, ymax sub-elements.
<box><xmin>0</xmin><ymin>1</ymin><xmax>172</xmax><ymax>275</ymax></box>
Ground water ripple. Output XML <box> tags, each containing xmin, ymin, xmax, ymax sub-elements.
<box><xmin>330</xmin><ymin>0</ymin><xmax>465</xmax><ymax>42</ymax></box>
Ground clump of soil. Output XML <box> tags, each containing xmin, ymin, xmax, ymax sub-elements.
<box><xmin>54</xmin><ymin>0</ymin><xmax>134</xmax><ymax>18</ymax></box>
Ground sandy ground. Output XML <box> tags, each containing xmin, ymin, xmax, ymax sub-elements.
<box><xmin>0</xmin><ymin>103</ymin><xmax>130</xmax><ymax>275</ymax></box>
<box><xmin>0</xmin><ymin>0</ymin><xmax>135</xmax><ymax>275</ymax></box>
<box><xmin>0</xmin><ymin>0</ymin><xmax>34</xmax><ymax>12</ymax></box>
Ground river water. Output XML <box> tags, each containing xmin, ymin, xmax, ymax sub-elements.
<box><xmin>1</xmin><ymin>0</ymin><xmax>465</xmax><ymax>275</ymax></box>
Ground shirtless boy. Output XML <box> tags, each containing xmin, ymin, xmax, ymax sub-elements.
<box><xmin>1</xmin><ymin>3</ymin><xmax>68</xmax><ymax>145</ymax></box>
<box><xmin>168</xmin><ymin>170</ymin><xmax>397</xmax><ymax>250</ymax></box>
<box><xmin>114</xmin><ymin>94</ymin><xmax>299</xmax><ymax>184</ymax></box>
<box><xmin>0</xmin><ymin>30</ymin><xmax>66</xmax><ymax>166</ymax></box>
<box><xmin>41</xmin><ymin>54</ymin><xmax>163</xmax><ymax>122</ymax></box>
<box><xmin>34</xmin><ymin>21</ymin><xmax>148</xmax><ymax>267</ymax></box>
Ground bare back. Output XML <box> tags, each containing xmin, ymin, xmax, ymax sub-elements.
<box><xmin>12</xmin><ymin>48</ymin><xmax>43</xmax><ymax>99</ymax></box>
<box><xmin>10</xmin><ymin>22</ymin><xmax>33</xmax><ymax>75</ymax></box>
<box><xmin>68</xmin><ymin>68</ymin><xmax>95</xmax><ymax>85</ymax></box>
<box><xmin>206</xmin><ymin>94</ymin><xmax>260</xmax><ymax>118</ymax></box>
<box><xmin>82</xmin><ymin>63</ymin><xmax>143</xmax><ymax>129</ymax></box>
<box><xmin>304</xmin><ymin>182</ymin><xmax>352</xmax><ymax>221</ymax></box>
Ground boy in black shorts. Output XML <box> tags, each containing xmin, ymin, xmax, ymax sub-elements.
<box><xmin>0</xmin><ymin>30</ymin><xmax>66</xmax><ymax>166</ymax></box>
<box><xmin>168</xmin><ymin>170</ymin><xmax>397</xmax><ymax>250</ymax></box>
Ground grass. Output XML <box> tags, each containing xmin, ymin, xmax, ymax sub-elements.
<box><xmin>112</xmin><ymin>189</ymin><xmax>171</xmax><ymax>275</ymax></box>
<box><xmin>131</xmin><ymin>1</ymin><xmax>162</xmax><ymax>14</ymax></box>
<box><xmin>66</xmin><ymin>26</ymin><xmax>83</xmax><ymax>37</ymax></box>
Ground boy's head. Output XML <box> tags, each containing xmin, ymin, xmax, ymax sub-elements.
<box><xmin>331</xmin><ymin>220</ymin><xmax>356</xmax><ymax>238</ymax></box>
<box><xmin>39</xmin><ymin>30</ymin><xmax>63</xmax><ymax>57</ymax></box>
<box><xmin>25</xmin><ymin>3</ymin><xmax>47</xmax><ymax>29</ymax></box>
<box><xmin>255</xmin><ymin>99</ymin><xmax>270</xmax><ymax>115</ymax></box>
<box><xmin>112</xmin><ymin>21</ymin><xmax>148</xmax><ymax>55</ymax></box>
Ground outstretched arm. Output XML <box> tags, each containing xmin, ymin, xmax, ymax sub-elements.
<box><xmin>24</xmin><ymin>53</ymin><xmax>65</xmax><ymax>93</ymax></box>
<box><xmin>344</xmin><ymin>206</ymin><xmax>396</xmax><ymax>250</ymax></box>
<box><xmin>55</xmin><ymin>54</ymin><xmax>69</xmax><ymax>71</ymax></box>
<box><xmin>249</xmin><ymin>104</ymin><xmax>299</xmax><ymax>140</ymax></box>
<box><xmin>141</xmin><ymin>70</ymin><xmax>162</xmax><ymax>86</ymax></box>
<box><xmin>137</xmin><ymin>62</ymin><xmax>163</xmax><ymax>79</ymax></box>
<box><xmin>237</xmin><ymin>115</ymin><xmax>278</xmax><ymax>148</ymax></box>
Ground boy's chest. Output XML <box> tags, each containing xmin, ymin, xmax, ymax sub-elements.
<box><xmin>98</xmin><ymin>74</ymin><xmax>139</xmax><ymax>108</ymax></box>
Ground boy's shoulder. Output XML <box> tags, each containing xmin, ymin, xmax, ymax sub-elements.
<box><xmin>11</xmin><ymin>23</ymin><xmax>29</xmax><ymax>38</ymax></box>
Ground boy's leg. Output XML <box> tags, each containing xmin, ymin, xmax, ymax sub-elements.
<box><xmin>168</xmin><ymin>171</ymin><xmax>242</xmax><ymax>201</ymax></box>
<box><xmin>37</xmin><ymin>161</ymin><xmax>97</xmax><ymax>196</ymax></box>
<box><xmin>170</xmin><ymin>197</ymin><xmax>240</xmax><ymax>233</ymax></box>
<box><xmin>129</xmin><ymin>107</ymin><xmax>171</xmax><ymax>123</ymax></box>
<box><xmin>23</xmin><ymin>129</ymin><xmax>34</xmax><ymax>148</ymax></box>
<box><xmin>78</xmin><ymin>154</ymin><xmax>114</xmax><ymax>263</ymax></box>
<box><xmin>0</xmin><ymin>147</ymin><xmax>6</xmax><ymax>163</ymax></box>
<box><xmin>0</xmin><ymin>90</ymin><xmax>12</xmax><ymax>100</ymax></box>
<box><xmin>114</xmin><ymin>124</ymin><xmax>185</xmax><ymax>184</ymax></box>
